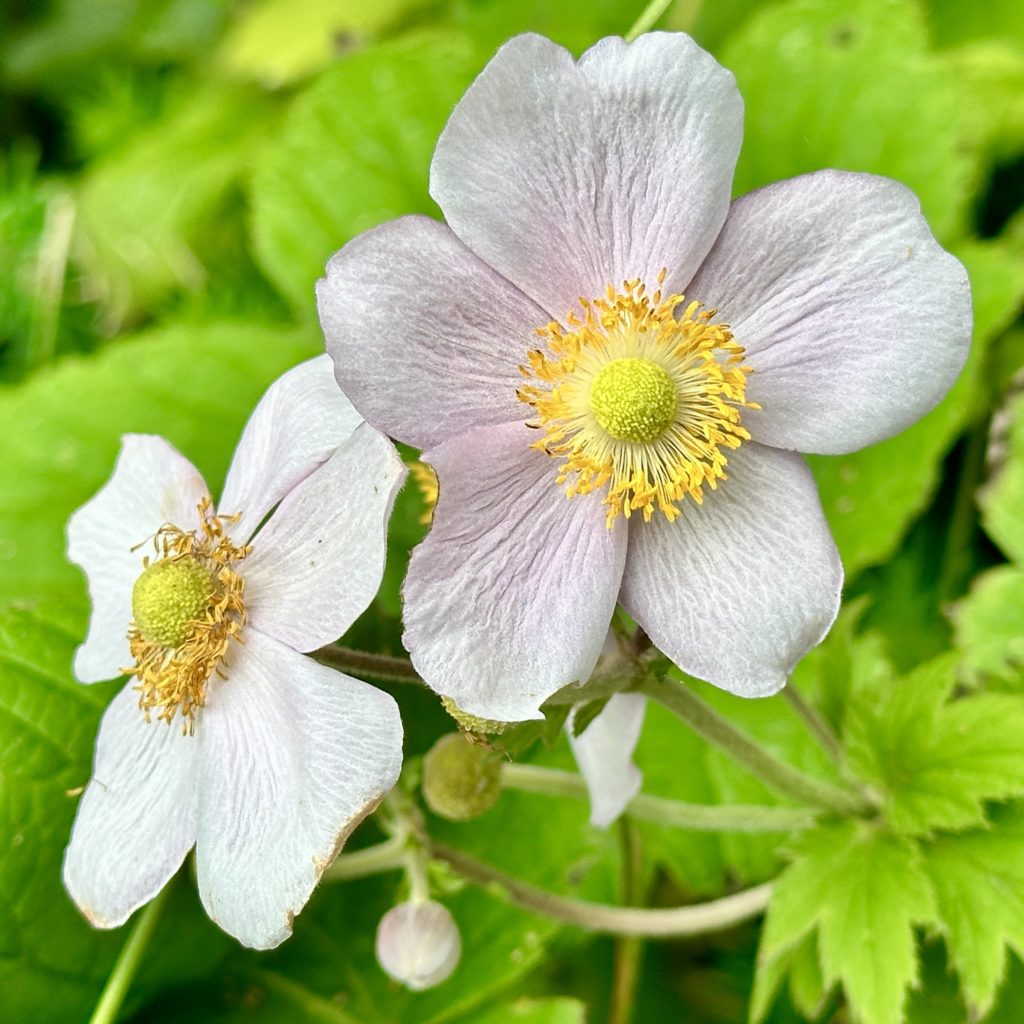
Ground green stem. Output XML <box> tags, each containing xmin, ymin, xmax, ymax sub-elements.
<box><xmin>624</xmin><ymin>0</ymin><xmax>675</xmax><ymax>41</ymax></box>
<box><xmin>502</xmin><ymin>763</ymin><xmax>819</xmax><ymax>832</ymax></box>
<box><xmin>323</xmin><ymin>835</ymin><xmax>409</xmax><ymax>882</ymax></box>
<box><xmin>641</xmin><ymin>675</ymin><xmax>869</xmax><ymax>816</ymax></box>
<box><xmin>430</xmin><ymin>841</ymin><xmax>772</xmax><ymax>937</ymax></box>
<box><xmin>88</xmin><ymin>884</ymin><xmax>170</xmax><ymax>1024</ymax></box>
<box><xmin>610</xmin><ymin>821</ymin><xmax>645</xmax><ymax>1024</ymax></box>
<box><xmin>782</xmin><ymin>687</ymin><xmax>843</xmax><ymax>765</ymax></box>
<box><xmin>313</xmin><ymin>645</ymin><xmax>424</xmax><ymax>686</ymax></box>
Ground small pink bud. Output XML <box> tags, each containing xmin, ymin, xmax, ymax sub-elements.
<box><xmin>375</xmin><ymin>900</ymin><xmax>461</xmax><ymax>990</ymax></box>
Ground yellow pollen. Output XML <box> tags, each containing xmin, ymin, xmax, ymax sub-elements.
<box><xmin>589</xmin><ymin>357</ymin><xmax>678</xmax><ymax>443</ymax></box>
<box><xmin>407</xmin><ymin>459</ymin><xmax>439</xmax><ymax>526</ymax></box>
<box><xmin>516</xmin><ymin>272</ymin><xmax>758</xmax><ymax>527</ymax></box>
<box><xmin>126</xmin><ymin>496</ymin><xmax>250</xmax><ymax>733</ymax></box>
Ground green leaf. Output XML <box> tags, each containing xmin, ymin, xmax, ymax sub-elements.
<box><xmin>982</xmin><ymin>391</ymin><xmax>1024</xmax><ymax>564</ymax></box>
<box><xmin>722</xmin><ymin>0</ymin><xmax>976</xmax><ymax>242</ymax></box>
<box><xmin>922</xmin><ymin>805</ymin><xmax>1024</xmax><ymax>1015</ymax></box>
<box><xmin>469</xmin><ymin>997</ymin><xmax>587</xmax><ymax>1024</ymax></box>
<box><xmin>249</xmin><ymin>32</ymin><xmax>484</xmax><ymax>318</ymax></box>
<box><xmin>73</xmin><ymin>83</ymin><xmax>275</xmax><ymax>328</ymax></box>
<box><xmin>0</xmin><ymin>600</ymin><xmax>231</xmax><ymax>1022</ymax></box>
<box><xmin>760</xmin><ymin>821</ymin><xmax>936</xmax><ymax>1024</ymax></box>
<box><xmin>0</xmin><ymin>318</ymin><xmax>318</xmax><ymax>603</ymax></box>
<box><xmin>954</xmin><ymin>566</ymin><xmax>1024</xmax><ymax>684</ymax></box>
<box><xmin>810</xmin><ymin>238</ymin><xmax>1024</xmax><ymax>578</ymax></box>
<box><xmin>217</xmin><ymin>0</ymin><xmax>431</xmax><ymax>87</ymax></box>
<box><xmin>749</xmin><ymin>931</ymin><xmax>826</xmax><ymax>1024</ymax></box>
<box><xmin>844</xmin><ymin>655</ymin><xmax>1024</xmax><ymax>834</ymax></box>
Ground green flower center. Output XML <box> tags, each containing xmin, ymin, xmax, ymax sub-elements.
<box><xmin>131</xmin><ymin>557</ymin><xmax>215</xmax><ymax>648</ymax></box>
<box><xmin>589</xmin><ymin>356</ymin><xmax>678</xmax><ymax>443</ymax></box>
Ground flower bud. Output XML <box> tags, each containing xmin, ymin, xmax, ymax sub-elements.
<box><xmin>422</xmin><ymin>732</ymin><xmax>502</xmax><ymax>821</ymax></box>
<box><xmin>375</xmin><ymin>900</ymin><xmax>461</xmax><ymax>990</ymax></box>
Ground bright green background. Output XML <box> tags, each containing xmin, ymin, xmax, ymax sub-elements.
<box><xmin>2</xmin><ymin>0</ymin><xmax>1024</xmax><ymax>1022</ymax></box>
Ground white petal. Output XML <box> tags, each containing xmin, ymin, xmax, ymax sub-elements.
<box><xmin>63</xmin><ymin>681</ymin><xmax>200</xmax><ymax>928</ymax></box>
<box><xmin>687</xmin><ymin>170</ymin><xmax>972</xmax><ymax>454</ymax></box>
<box><xmin>318</xmin><ymin>216</ymin><xmax>547</xmax><ymax>449</ymax></box>
<box><xmin>403</xmin><ymin>421</ymin><xmax>627</xmax><ymax>722</ymax></box>
<box><xmin>67</xmin><ymin>435</ymin><xmax>207</xmax><ymax>683</ymax></box>
<box><xmin>430</xmin><ymin>32</ymin><xmax>743</xmax><ymax>317</ymax></box>
<box><xmin>620</xmin><ymin>443</ymin><xmax>842</xmax><ymax>697</ymax></box>
<box><xmin>219</xmin><ymin>355</ymin><xmax>363</xmax><ymax>539</ymax></box>
<box><xmin>243</xmin><ymin>424</ymin><xmax>406</xmax><ymax>652</ymax></box>
<box><xmin>195</xmin><ymin>629</ymin><xmax>403</xmax><ymax>949</ymax></box>
<box><xmin>375</xmin><ymin>900</ymin><xmax>462</xmax><ymax>991</ymax></box>
<box><xmin>568</xmin><ymin>692</ymin><xmax>647</xmax><ymax>828</ymax></box>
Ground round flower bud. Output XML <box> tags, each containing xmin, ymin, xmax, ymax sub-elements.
<box><xmin>375</xmin><ymin>900</ymin><xmax>461</xmax><ymax>990</ymax></box>
<box><xmin>422</xmin><ymin>733</ymin><xmax>502</xmax><ymax>821</ymax></box>
<box><xmin>441</xmin><ymin>696</ymin><xmax>516</xmax><ymax>737</ymax></box>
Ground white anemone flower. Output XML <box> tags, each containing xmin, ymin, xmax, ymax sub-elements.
<box><xmin>318</xmin><ymin>32</ymin><xmax>972</xmax><ymax>723</ymax></box>
<box><xmin>63</xmin><ymin>355</ymin><xmax>406</xmax><ymax>950</ymax></box>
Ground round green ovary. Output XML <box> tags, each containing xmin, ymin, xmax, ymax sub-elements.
<box><xmin>589</xmin><ymin>357</ymin><xmax>678</xmax><ymax>443</ymax></box>
<box><xmin>132</xmin><ymin>557</ymin><xmax>214</xmax><ymax>647</ymax></box>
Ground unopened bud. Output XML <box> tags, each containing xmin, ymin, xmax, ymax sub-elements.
<box><xmin>441</xmin><ymin>696</ymin><xmax>516</xmax><ymax>737</ymax></box>
<box><xmin>422</xmin><ymin>732</ymin><xmax>502</xmax><ymax>821</ymax></box>
<box><xmin>375</xmin><ymin>900</ymin><xmax>461</xmax><ymax>990</ymax></box>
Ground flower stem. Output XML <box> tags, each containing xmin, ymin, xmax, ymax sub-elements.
<box><xmin>624</xmin><ymin>0</ymin><xmax>675</xmax><ymax>41</ymax></box>
<box><xmin>610</xmin><ymin>820</ymin><xmax>645</xmax><ymax>1024</ymax></box>
<box><xmin>502</xmin><ymin>763</ymin><xmax>819</xmax><ymax>832</ymax></box>
<box><xmin>640</xmin><ymin>675</ymin><xmax>870</xmax><ymax>816</ymax></box>
<box><xmin>87</xmin><ymin>884</ymin><xmax>170</xmax><ymax>1024</ymax></box>
<box><xmin>782</xmin><ymin>687</ymin><xmax>843</xmax><ymax>765</ymax></box>
<box><xmin>429</xmin><ymin>841</ymin><xmax>772</xmax><ymax>937</ymax></box>
<box><xmin>323</xmin><ymin>835</ymin><xmax>409</xmax><ymax>882</ymax></box>
<box><xmin>313</xmin><ymin>645</ymin><xmax>424</xmax><ymax>686</ymax></box>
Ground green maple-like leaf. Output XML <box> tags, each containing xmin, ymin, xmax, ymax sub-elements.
<box><xmin>759</xmin><ymin>821</ymin><xmax>937</xmax><ymax>1024</ymax></box>
<box><xmin>844</xmin><ymin>655</ymin><xmax>1024</xmax><ymax>835</ymax></box>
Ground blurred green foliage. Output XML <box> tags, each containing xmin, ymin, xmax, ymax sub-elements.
<box><xmin>1</xmin><ymin>0</ymin><xmax>1023</xmax><ymax>1021</ymax></box>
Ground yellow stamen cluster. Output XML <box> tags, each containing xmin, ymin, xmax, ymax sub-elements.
<box><xmin>127</xmin><ymin>496</ymin><xmax>250</xmax><ymax>733</ymax></box>
<box><xmin>517</xmin><ymin>273</ymin><xmax>756</xmax><ymax>527</ymax></box>
<box><xmin>407</xmin><ymin>459</ymin><xmax>439</xmax><ymax>526</ymax></box>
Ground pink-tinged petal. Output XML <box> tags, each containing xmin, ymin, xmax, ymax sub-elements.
<box><xmin>430</xmin><ymin>33</ymin><xmax>742</xmax><ymax>318</ymax></box>
<box><xmin>219</xmin><ymin>355</ymin><xmax>362</xmax><ymax>539</ymax></box>
<box><xmin>243</xmin><ymin>424</ymin><xmax>406</xmax><ymax>652</ymax></box>
<box><xmin>403</xmin><ymin>421</ymin><xmax>627</xmax><ymax>722</ymax></box>
<box><xmin>195</xmin><ymin>629</ymin><xmax>402</xmax><ymax>950</ymax></box>
<box><xmin>621</xmin><ymin>443</ymin><xmax>842</xmax><ymax>697</ymax></box>
<box><xmin>317</xmin><ymin>216</ymin><xmax>546</xmax><ymax>449</ymax></box>
<box><xmin>63</xmin><ymin>682</ymin><xmax>200</xmax><ymax>928</ymax></box>
<box><xmin>687</xmin><ymin>170</ymin><xmax>972</xmax><ymax>455</ymax></box>
<box><xmin>67</xmin><ymin>435</ymin><xmax>207</xmax><ymax>683</ymax></box>
<box><xmin>568</xmin><ymin>692</ymin><xmax>647</xmax><ymax>828</ymax></box>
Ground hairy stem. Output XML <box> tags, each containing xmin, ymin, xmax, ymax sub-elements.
<box><xmin>313</xmin><ymin>645</ymin><xmax>424</xmax><ymax>686</ymax></box>
<box><xmin>782</xmin><ymin>687</ymin><xmax>843</xmax><ymax>765</ymax></box>
<box><xmin>430</xmin><ymin>841</ymin><xmax>772</xmax><ymax>937</ymax></box>
<box><xmin>502</xmin><ymin>763</ymin><xmax>819</xmax><ymax>832</ymax></box>
<box><xmin>625</xmin><ymin>0</ymin><xmax>676</xmax><ymax>41</ymax></box>
<box><xmin>324</xmin><ymin>835</ymin><xmax>409</xmax><ymax>882</ymax></box>
<box><xmin>610</xmin><ymin>821</ymin><xmax>645</xmax><ymax>1024</ymax></box>
<box><xmin>641</xmin><ymin>675</ymin><xmax>870</xmax><ymax>816</ymax></box>
<box><xmin>88</xmin><ymin>883</ymin><xmax>170</xmax><ymax>1024</ymax></box>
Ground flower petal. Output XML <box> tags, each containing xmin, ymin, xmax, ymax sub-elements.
<box><xmin>620</xmin><ymin>443</ymin><xmax>842</xmax><ymax>697</ymax></box>
<box><xmin>219</xmin><ymin>355</ymin><xmax>363</xmax><ymax>538</ymax></box>
<box><xmin>317</xmin><ymin>215</ymin><xmax>546</xmax><ymax>449</ymax></box>
<box><xmin>430</xmin><ymin>32</ymin><xmax>743</xmax><ymax>318</ymax></box>
<box><xmin>195</xmin><ymin>629</ymin><xmax>403</xmax><ymax>949</ymax></box>
<box><xmin>243</xmin><ymin>424</ymin><xmax>406</xmax><ymax>652</ymax></box>
<box><xmin>687</xmin><ymin>170</ymin><xmax>972</xmax><ymax>454</ymax></box>
<box><xmin>63</xmin><ymin>681</ymin><xmax>200</xmax><ymax>928</ymax></box>
<box><xmin>67</xmin><ymin>435</ymin><xmax>207</xmax><ymax>683</ymax></box>
<box><xmin>568</xmin><ymin>692</ymin><xmax>647</xmax><ymax>828</ymax></box>
<box><xmin>403</xmin><ymin>421</ymin><xmax>626</xmax><ymax>722</ymax></box>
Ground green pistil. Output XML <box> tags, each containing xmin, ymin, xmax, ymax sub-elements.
<box><xmin>131</xmin><ymin>557</ymin><xmax>214</xmax><ymax>647</ymax></box>
<box><xmin>589</xmin><ymin>357</ymin><xmax>677</xmax><ymax>443</ymax></box>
